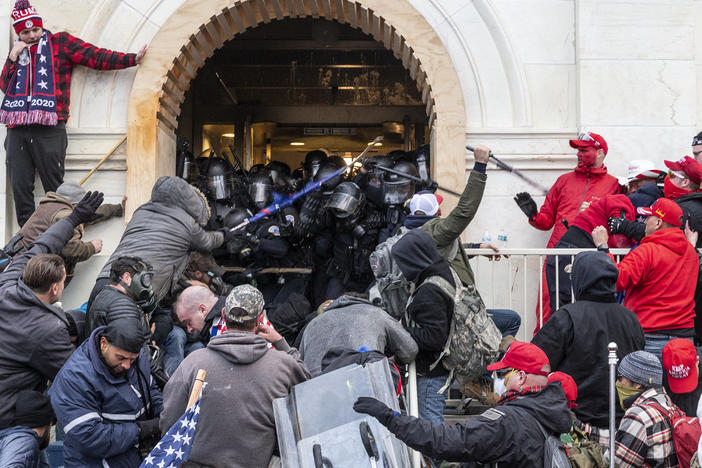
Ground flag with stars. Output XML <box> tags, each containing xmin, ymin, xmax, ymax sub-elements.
<box><xmin>140</xmin><ymin>398</ymin><xmax>200</xmax><ymax>468</ymax></box>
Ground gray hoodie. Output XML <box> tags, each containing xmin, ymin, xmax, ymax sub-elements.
<box><xmin>160</xmin><ymin>331</ymin><xmax>310</xmax><ymax>468</ymax></box>
<box><xmin>98</xmin><ymin>177</ymin><xmax>224</xmax><ymax>301</ymax></box>
<box><xmin>299</xmin><ymin>295</ymin><xmax>418</xmax><ymax>377</ymax></box>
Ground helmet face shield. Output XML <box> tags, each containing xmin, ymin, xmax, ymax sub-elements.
<box><xmin>249</xmin><ymin>183</ymin><xmax>272</xmax><ymax>208</ymax></box>
<box><xmin>383</xmin><ymin>181</ymin><xmax>414</xmax><ymax>206</ymax></box>
<box><xmin>326</xmin><ymin>191</ymin><xmax>361</xmax><ymax>218</ymax></box>
<box><xmin>207</xmin><ymin>174</ymin><xmax>231</xmax><ymax>200</ymax></box>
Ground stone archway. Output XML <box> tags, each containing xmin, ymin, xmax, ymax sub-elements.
<box><xmin>126</xmin><ymin>0</ymin><xmax>466</xmax><ymax>215</ymax></box>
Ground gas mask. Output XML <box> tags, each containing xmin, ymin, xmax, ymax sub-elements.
<box><xmin>120</xmin><ymin>262</ymin><xmax>156</xmax><ymax>315</ymax></box>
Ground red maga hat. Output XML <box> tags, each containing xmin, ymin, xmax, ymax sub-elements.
<box><xmin>486</xmin><ymin>341</ymin><xmax>550</xmax><ymax>376</ymax></box>
<box><xmin>664</xmin><ymin>156</ymin><xmax>702</xmax><ymax>184</ymax></box>
<box><xmin>663</xmin><ymin>339</ymin><xmax>699</xmax><ymax>394</ymax></box>
<box><xmin>569</xmin><ymin>132</ymin><xmax>608</xmax><ymax>155</ymax></box>
<box><xmin>548</xmin><ymin>371</ymin><xmax>578</xmax><ymax>408</ymax></box>
<box><xmin>636</xmin><ymin>198</ymin><xmax>683</xmax><ymax>227</ymax></box>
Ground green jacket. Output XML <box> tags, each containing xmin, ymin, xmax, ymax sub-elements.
<box><xmin>420</xmin><ymin>170</ymin><xmax>486</xmax><ymax>289</ymax></box>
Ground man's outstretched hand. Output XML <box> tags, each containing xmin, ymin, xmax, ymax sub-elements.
<box><xmin>353</xmin><ymin>397</ymin><xmax>396</xmax><ymax>425</ymax></box>
<box><xmin>68</xmin><ymin>191</ymin><xmax>104</xmax><ymax>226</ymax></box>
<box><xmin>514</xmin><ymin>192</ymin><xmax>537</xmax><ymax>220</ymax></box>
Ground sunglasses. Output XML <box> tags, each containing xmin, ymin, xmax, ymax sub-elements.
<box><xmin>668</xmin><ymin>170</ymin><xmax>688</xmax><ymax>180</ymax></box>
<box><xmin>577</xmin><ymin>132</ymin><xmax>601</xmax><ymax>149</ymax></box>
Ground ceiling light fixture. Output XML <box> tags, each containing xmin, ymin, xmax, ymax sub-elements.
<box><xmin>290</xmin><ymin>142</ymin><xmax>305</xmax><ymax>146</ymax></box>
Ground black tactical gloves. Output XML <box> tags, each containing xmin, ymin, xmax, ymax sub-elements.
<box><xmin>353</xmin><ymin>397</ymin><xmax>397</xmax><ymax>426</ymax></box>
<box><xmin>514</xmin><ymin>192</ymin><xmax>537</xmax><ymax>220</ymax></box>
<box><xmin>607</xmin><ymin>217</ymin><xmax>646</xmax><ymax>243</ymax></box>
<box><xmin>67</xmin><ymin>191</ymin><xmax>104</xmax><ymax>226</ymax></box>
<box><xmin>137</xmin><ymin>417</ymin><xmax>161</xmax><ymax>442</ymax></box>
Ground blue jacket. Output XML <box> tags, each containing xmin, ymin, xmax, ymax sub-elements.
<box><xmin>0</xmin><ymin>426</ymin><xmax>43</xmax><ymax>468</ymax></box>
<box><xmin>49</xmin><ymin>327</ymin><xmax>163</xmax><ymax>468</ymax></box>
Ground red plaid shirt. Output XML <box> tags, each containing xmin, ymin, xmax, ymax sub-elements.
<box><xmin>0</xmin><ymin>31</ymin><xmax>137</xmax><ymax>122</ymax></box>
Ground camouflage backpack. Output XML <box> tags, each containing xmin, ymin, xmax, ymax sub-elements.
<box><xmin>409</xmin><ymin>267</ymin><xmax>501</xmax><ymax>392</ymax></box>
<box><xmin>368</xmin><ymin>226</ymin><xmax>413</xmax><ymax>319</ymax></box>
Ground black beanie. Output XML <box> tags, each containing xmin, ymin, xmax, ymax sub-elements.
<box><xmin>103</xmin><ymin>315</ymin><xmax>149</xmax><ymax>354</ymax></box>
<box><xmin>13</xmin><ymin>390</ymin><xmax>55</xmax><ymax>428</ymax></box>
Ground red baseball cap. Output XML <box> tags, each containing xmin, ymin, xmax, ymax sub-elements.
<box><xmin>636</xmin><ymin>198</ymin><xmax>683</xmax><ymax>227</ymax></box>
<box><xmin>664</xmin><ymin>156</ymin><xmax>702</xmax><ymax>184</ymax></box>
<box><xmin>486</xmin><ymin>341</ymin><xmax>550</xmax><ymax>376</ymax></box>
<box><xmin>569</xmin><ymin>132</ymin><xmax>608</xmax><ymax>155</ymax></box>
<box><xmin>663</xmin><ymin>339</ymin><xmax>699</xmax><ymax>394</ymax></box>
<box><xmin>548</xmin><ymin>371</ymin><xmax>578</xmax><ymax>408</ymax></box>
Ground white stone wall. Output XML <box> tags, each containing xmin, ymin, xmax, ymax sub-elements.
<box><xmin>0</xmin><ymin>0</ymin><xmax>699</xmax><ymax>320</ymax></box>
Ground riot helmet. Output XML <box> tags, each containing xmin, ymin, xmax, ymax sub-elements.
<box><xmin>223</xmin><ymin>207</ymin><xmax>253</xmax><ymax>230</ymax></box>
<box><xmin>327</xmin><ymin>182</ymin><xmax>365</xmax><ymax>220</ymax></box>
<box><xmin>248</xmin><ymin>173</ymin><xmax>273</xmax><ymax>209</ymax></box>
<box><xmin>223</xmin><ymin>208</ymin><xmax>255</xmax><ymax>261</ymax></box>
<box><xmin>304</xmin><ymin>150</ymin><xmax>328</xmax><ymax>181</ymax></box>
<box><xmin>249</xmin><ymin>164</ymin><xmax>269</xmax><ymax>176</ymax></box>
<box><xmin>206</xmin><ymin>158</ymin><xmax>233</xmax><ymax>201</ymax></box>
<box><xmin>383</xmin><ymin>160</ymin><xmax>418</xmax><ymax>206</ymax></box>
<box><xmin>386</xmin><ymin>150</ymin><xmax>411</xmax><ymax>163</ymax></box>
<box><xmin>313</xmin><ymin>156</ymin><xmax>347</xmax><ymax>192</ymax></box>
<box><xmin>267</xmin><ymin>161</ymin><xmax>292</xmax><ymax>189</ymax></box>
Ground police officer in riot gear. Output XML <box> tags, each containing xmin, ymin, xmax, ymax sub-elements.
<box><xmin>355</xmin><ymin>155</ymin><xmax>392</xmax><ymax>208</ymax></box>
<box><xmin>267</xmin><ymin>160</ymin><xmax>292</xmax><ymax>193</ymax></box>
<box><xmin>303</xmin><ymin>150</ymin><xmax>328</xmax><ymax>182</ymax></box>
<box><xmin>248</xmin><ymin>172</ymin><xmax>274</xmax><ymax>211</ymax></box>
<box><xmin>206</xmin><ymin>158</ymin><xmax>233</xmax><ymax>202</ymax></box>
<box><xmin>324</xmin><ymin>181</ymin><xmax>384</xmax><ymax>299</ymax></box>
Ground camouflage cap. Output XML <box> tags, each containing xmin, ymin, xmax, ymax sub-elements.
<box><xmin>224</xmin><ymin>284</ymin><xmax>264</xmax><ymax>324</ymax></box>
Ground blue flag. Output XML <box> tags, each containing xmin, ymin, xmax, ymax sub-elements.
<box><xmin>140</xmin><ymin>398</ymin><xmax>200</xmax><ymax>467</ymax></box>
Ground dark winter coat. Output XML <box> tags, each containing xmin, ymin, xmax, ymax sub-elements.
<box><xmin>532</xmin><ymin>251</ymin><xmax>645</xmax><ymax>427</ymax></box>
<box><xmin>384</xmin><ymin>382</ymin><xmax>572</xmax><ymax>467</ymax></box>
<box><xmin>0</xmin><ymin>218</ymin><xmax>76</xmax><ymax>429</ymax></box>
<box><xmin>49</xmin><ymin>327</ymin><xmax>163</xmax><ymax>468</ymax></box>
<box><xmin>97</xmin><ymin>177</ymin><xmax>224</xmax><ymax>301</ymax></box>
<box><xmin>392</xmin><ymin>229</ymin><xmax>454</xmax><ymax>377</ymax></box>
<box><xmin>160</xmin><ymin>331</ymin><xmax>310</xmax><ymax>468</ymax></box>
<box><xmin>85</xmin><ymin>285</ymin><xmax>150</xmax><ymax>344</ymax></box>
<box><xmin>299</xmin><ymin>295</ymin><xmax>418</xmax><ymax>376</ymax></box>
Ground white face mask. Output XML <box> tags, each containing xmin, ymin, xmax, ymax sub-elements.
<box><xmin>493</xmin><ymin>377</ymin><xmax>507</xmax><ymax>396</ymax></box>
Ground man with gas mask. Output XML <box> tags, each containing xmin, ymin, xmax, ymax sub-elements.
<box><xmin>325</xmin><ymin>181</ymin><xmax>384</xmax><ymax>298</ymax></box>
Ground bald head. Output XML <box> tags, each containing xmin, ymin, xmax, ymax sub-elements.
<box><xmin>175</xmin><ymin>286</ymin><xmax>218</xmax><ymax>333</ymax></box>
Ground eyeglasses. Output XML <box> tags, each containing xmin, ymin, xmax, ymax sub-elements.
<box><xmin>577</xmin><ymin>132</ymin><xmax>601</xmax><ymax>149</ymax></box>
<box><xmin>668</xmin><ymin>170</ymin><xmax>688</xmax><ymax>180</ymax></box>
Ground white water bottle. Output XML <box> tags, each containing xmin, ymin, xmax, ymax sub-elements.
<box><xmin>481</xmin><ymin>231</ymin><xmax>492</xmax><ymax>243</ymax></box>
<box><xmin>496</xmin><ymin>227</ymin><xmax>508</xmax><ymax>248</ymax></box>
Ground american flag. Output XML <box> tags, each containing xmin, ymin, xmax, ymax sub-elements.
<box><xmin>139</xmin><ymin>398</ymin><xmax>200</xmax><ymax>468</ymax></box>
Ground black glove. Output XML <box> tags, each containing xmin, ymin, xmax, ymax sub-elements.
<box><xmin>608</xmin><ymin>214</ymin><xmax>626</xmax><ymax>235</ymax></box>
<box><xmin>219</xmin><ymin>227</ymin><xmax>235</xmax><ymax>243</ymax></box>
<box><xmin>67</xmin><ymin>191</ymin><xmax>104</xmax><ymax>226</ymax></box>
<box><xmin>137</xmin><ymin>417</ymin><xmax>161</xmax><ymax>442</ymax></box>
<box><xmin>353</xmin><ymin>397</ymin><xmax>396</xmax><ymax>426</ymax></box>
<box><xmin>514</xmin><ymin>192</ymin><xmax>537</xmax><ymax>220</ymax></box>
<box><xmin>610</xmin><ymin>219</ymin><xmax>646</xmax><ymax>243</ymax></box>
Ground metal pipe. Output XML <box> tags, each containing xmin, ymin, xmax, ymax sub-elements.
<box><xmin>407</xmin><ymin>362</ymin><xmax>420</xmax><ymax>468</ymax></box>
<box><xmin>608</xmin><ymin>342</ymin><xmax>618</xmax><ymax>468</ymax></box>
<box><xmin>465</xmin><ymin>145</ymin><xmax>549</xmax><ymax>195</ymax></box>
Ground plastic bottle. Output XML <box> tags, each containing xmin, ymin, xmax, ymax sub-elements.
<box><xmin>496</xmin><ymin>227</ymin><xmax>508</xmax><ymax>249</ymax></box>
<box><xmin>481</xmin><ymin>231</ymin><xmax>492</xmax><ymax>244</ymax></box>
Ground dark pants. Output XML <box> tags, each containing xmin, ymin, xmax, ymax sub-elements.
<box><xmin>5</xmin><ymin>122</ymin><xmax>67</xmax><ymax>226</ymax></box>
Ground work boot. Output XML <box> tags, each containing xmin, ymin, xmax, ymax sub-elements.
<box><xmin>499</xmin><ymin>335</ymin><xmax>516</xmax><ymax>354</ymax></box>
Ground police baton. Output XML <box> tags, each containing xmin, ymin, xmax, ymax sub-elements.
<box><xmin>466</xmin><ymin>145</ymin><xmax>549</xmax><ymax>195</ymax></box>
<box><xmin>372</xmin><ymin>164</ymin><xmax>463</xmax><ymax>197</ymax></box>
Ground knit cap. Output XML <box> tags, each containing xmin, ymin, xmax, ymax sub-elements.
<box><xmin>11</xmin><ymin>0</ymin><xmax>42</xmax><ymax>34</ymax></box>
<box><xmin>56</xmin><ymin>182</ymin><xmax>87</xmax><ymax>204</ymax></box>
<box><xmin>618</xmin><ymin>350</ymin><xmax>662</xmax><ymax>387</ymax></box>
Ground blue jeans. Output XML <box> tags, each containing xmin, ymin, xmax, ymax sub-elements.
<box><xmin>644</xmin><ymin>334</ymin><xmax>694</xmax><ymax>361</ymax></box>
<box><xmin>417</xmin><ymin>375</ymin><xmax>447</xmax><ymax>424</ymax></box>
<box><xmin>0</xmin><ymin>426</ymin><xmax>48</xmax><ymax>468</ymax></box>
<box><xmin>164</xmin><ymin>327</ymin><xmax>206</xmax><ymax>375</ymax></box>
<box><xmin>487</xmin><ymin>309</ymin><xmax>521</xmax><ymax>338</ymax></box>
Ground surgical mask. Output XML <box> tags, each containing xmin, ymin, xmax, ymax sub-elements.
<box><xmin>494</xmin><ymin>377</ymin><xmax>507</xmax><ymax>396</ymax></box>
<box><xmin>616</xmin><ymin>381</ymin><xmax>642</xmax><ymax>410</ymax></box>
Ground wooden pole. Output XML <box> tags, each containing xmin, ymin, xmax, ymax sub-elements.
<box><xmin>186</xmin><ymin>369</ymin><xmax>207</xmax><ymax>409</ymax></box>
<box><xmin>79</xmin><ymin>136</ymin><xmax>127</xmax><ymax>185</ymax></box>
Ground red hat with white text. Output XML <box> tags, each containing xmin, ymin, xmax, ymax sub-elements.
<box><xmin>11</xmin><ymin>0</ymin><xmax>42</xmax><ymax>35</ymax></box>
<box><xmin>663</xmin><ymin>339</ymin><xmax>699</xmax><ymax>394</ymax></box>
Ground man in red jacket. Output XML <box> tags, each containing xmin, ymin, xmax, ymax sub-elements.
<box><xmin>0</xmin><ymin>0</ymin><xmax>147</xmax><ymax>225</ymax></box>
<box><xmin>513</xmin><ymin>132</ymin><xmax>621</xmax><ymax>329</ymax></box>
<box><xmin>592</xmin><ymin>198</ymin><xmax>698</xmax><ymax>358</ymax></box>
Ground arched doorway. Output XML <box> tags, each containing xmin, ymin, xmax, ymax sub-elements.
<box><xmin>126</xmin><ymin>0</ymin><xmax>466</xmax><ymax>215</ymax></box>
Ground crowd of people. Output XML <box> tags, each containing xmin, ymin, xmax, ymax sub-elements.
<box><xmin>3</xmin><ymin>0</ymin><xmax>702</xmax><ymax>467</ymax></box>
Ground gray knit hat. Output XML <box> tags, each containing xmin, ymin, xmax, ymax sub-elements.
<box><xmin>618</xmin><ymin>351</ymin><xmax>662</xmax><ymax>387</ymax></box>
<box><xmin>56</xmin><ymin>182</ymin><xmax>87</xmax><ymax>204</ymax></box>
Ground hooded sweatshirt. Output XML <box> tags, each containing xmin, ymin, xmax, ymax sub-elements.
<box><xmin>98</xmin><ymin>177</ymin><xmax>224</xmax><ymax>301</ymax></box>
<box><xmin>569</xmin><ymin>194</ymin><xmax>636</xmax><ymax>248</ymax></box>
<box><xmin>299</xmin><ymin>294</ymin><xmax>418</xmax><ymax>377</ymax></box>
<box><xmin>159</xmin><ymin>331</ymin><xmax>310</xmax><ymax>468</ymax></box>
<box><xmin>385</xmin><ymin>382</ymin><xmax>572</xmax><ymax>467</ymax></box>
<box><xmin>533</xmin><ymin>251</ymin><xmax>645</xmax><ymax>426</ymax></box>
<box><xmin>616</xmin><ymin>227</ymin><xmax>699</xmax><ymax>333</ymax></box>
<box><xmin>392</xmin><ymin>230</ymin><xmax>454</xmax><ymax>376</ymax></box>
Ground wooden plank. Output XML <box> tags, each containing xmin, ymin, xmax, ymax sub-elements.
<box><xmin>391</xmin><ymin>30</ymin><xmax>402</xmax><ymax>59</ymax></box>
<box><xmin>156</xmin><ymin>110</ymin><xmax>178</xmax><ymax>132</ymax></box>
<box><xmin>305</xmin><ymin>0</ymin><xmax>321</xmax><ymax>18</ymax></box>
<box><xmin>293</xmin><ymin>0</ymin><xmax>306</xmax><ymax>17</ymax></box>
<box><xmin>160</xmin><ymin>92</ymin><xmax>181</xmax><ymax>116</ymax></box>
<box><xmin>181</xmin><ymin>43</ymin><xmax>204</xmax><ymax>69</ymax></box>
<box><xmin>204</xmin><ymin>21</ymin><xmax>225</xmax><ymax>49</ymax></box>
<box><xmin>347</xmin><ymin>1</ymin><xmax>357</xmax><ymax>29</ymax></box>
<box><xmin>173</xmin><ymin>55</ymin><xmax>197</xmax><ymax>82</ymax></box>
<box><xmin>401</xmin><ymin>41</ymin><xmax>411</xmax><ymax>69</ymax></box>
<box><xmin>426</xmin><ymin>99</ymin><xmax>434</xmax><ymax>124</ymax></box>
<box><xmin>208</xmin><ymin>14</ymin><xmax>229</xmax><ymax>45</ymax></box>
<box><xmin>187</xmin><ymin>34</ymin><xmax>210</xmax><ymax>63</ymax></box>
<box><xmin>255</xmin><ymin>0</ymin><xmax>272</xmax><ymax>23</ymax></box>
<box><xmin>229</xmin><ymin>4</ymin><xmax>247</xmax><ymax>32</ymax></box>
<box><xmin>212</xmin><ymin>11</ymin><xmax>234</xmax><ymax>39</ymax></box>
<box><xmin>221</xmin><ymin>7</ymin><xmax>241</xmax><ymax>34</ymax></box>
<box><xmin>285</xmin><ymin>0</ymin><xmax>296</xmax><ymax>18</ymax></box>
<box><xmin>409</xmin><ymin>55</ymin><xmax>419</xmax><ymax>80</ymax></box>
<box><xmin>416</xmin><ymin>70</ymin><xmax>426</xmax><ymax>90</ymax></box>
<box><xmin>166</xmin><ymin>68</ymin><xmax>189</xmax><ymax>94</ymax></box>
<box><xmin>421</xmin><ymin>82</ymin><xmax>430</xmax><ymax>104</ymax></box>
<box><xmin>371</xmin><ymin>14</ymin><xmax>382</xmax><ymax>41</ymax></box>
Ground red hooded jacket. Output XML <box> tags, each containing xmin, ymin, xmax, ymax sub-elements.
<box><xmin>530</xmin><ymin>166</ymin><xmax>621</xmax><ymax>247</ymax></box>
<box><xmin>616</xmin><ymin>228</ymin><xmax>699</xmax><ymax>333</ymax></box>
<box><xmin>570</xmin><ymin>194</ymin><xmax>636</xmax><ymax>248</ymax></box>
